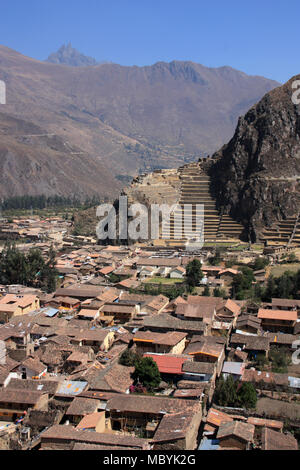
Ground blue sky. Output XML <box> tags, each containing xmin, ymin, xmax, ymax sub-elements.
<box><xmin>1</xmin><ymin>0</ymin><xmax>299</xmax><ymax>83</ymax></box>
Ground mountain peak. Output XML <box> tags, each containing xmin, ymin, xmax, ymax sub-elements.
<box><xmin>45</xmin><ymin>43</ymin><xmax>98</xmax><ymax>67</ymax></box>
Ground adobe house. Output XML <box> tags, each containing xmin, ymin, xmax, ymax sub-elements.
<box><xmin>217</xmin><ymin>421</ymin><xmax>255</xmax><ymax>450</ymax></box>
<box><xmin>100</xmin><ymin>304</ymin><xmax>137</xmax><ymax>324</ymax></box>
<box><xmin>19</xmin><ymin>357</ymin><xmax>47</xmax><ymax>379</ymax></box>
<box><xmin>203</xmin><ymin>407</ymin><xmax>233</xmax><ymax>436</ymax></box>
<box><xmin>63</xmin><ymin>350</ymin><xmax>94</xmax><ymax>374</ymax></box>
<box><xmin>2</xmin><ymin>330</ymin><xmax>31</xmax><ymax>352</ymax></box>
<box><xmin>216</xmin><ymin>299</ymin><xmax>241</xmax><ymax>327</ymax></box>
<box><xmin>0</xmin><ymin>294</ymin><xmax>40</xmax><ymax>323</ymax></box>
<box><xmin>235</xmin><ymin>315</ymin><xmax>261</xmax><ymax>335</ymax></box>
<box><xmin>184</xmin><ymin>336</ymin><xmax>225</xmax><ymax>376</ymax></box>
<box><xmin>271</xmin><ymin>298</ymin><xmax>300</xmax><ymax>316</ymax></box>
<box><xmin>49</xmin><ymin>296</ymin><xmax>80</xmax><ymax>310</ymax></box>
<box><xmin>106</xmin><ymin>395</ymin><xmax>200</xmax><ymax>436</ymax></box>
<box><xmin>69</xmin><ymin>329</ymin><xmax>115</xmax><ymax>353</ymax></box>
<box><xmin>65</xmin><ymin>397</ymin><xmax>102</xmax><ymax>425</ymax></box>
<box><xmin>76</xmin><ymin>308</ymin><xmax>100</xmax><ymax>321</ymax></box>
<box><xmin>261</xmin><ymin>427</ymin><xmax>298</xmax><ymax>450</ymax></box>
<box><xmin>181</xmin><ymin>361</ymin><xmax>217</xmax><ymax>384</ymax></box>
<box><xmin>142</xmin><ymin>312</ymin><xmax>208</xmax><ymax>338</ymax></box>
<box><xmin>201</xmin><ymin>266</ymin><xmax>222</xmax><ymax>277</ymax></box>
<box><xmin>230</xmin><ymin>333</ymin><xmax>270</xmax><ymax>360</ymax></box>
<box><xmin>40</xmin><ymin>425</ymin><xmax>149</xmax><ymax>450</ymax></box>
<box><xmin>0</xmin><ymin>389</ymin><xmax>48</xmax><ymax>421</ymax></box>
<box><xmin>169</xmin><ymin>266</ymin><xmax>186</xmax><ymax>279</ymax></box>
<box><xmin>142</xmin><ymin>295</ymin><xmax>170</xmax><ymax>315</ymax></box>
<box><xmin>175</xmin><ymin>302</ymin><xmax>215</xmax><ymax>323</ymax></box>
<box><xmin>266</xmin><ymin>333</ymin><xmax>297</xmax><ymax>351</ymax></box>
<box><xmin>218</xmin><ymin>268</ymin><xmax>239</xmax><ymax>286</ymax></box>
<box><xmin>258</xmin><ymin>308</ymin><xmax>297</xmax><ymax>333</ymax></box>
<box><xmin>6</xmin><ymin>378</ymin><xmax>60</xmax><ymax>398</ymax></box>
<box><xmin>247</xmin><ymin>417</ymin><xmax>283</xmax><ymax>441</ymax></box>
<box><xmin>75</xmin><ymin>412</ymin><xmax>106</xmax><ymax>433</ymax></box>
<box><xmin>151</xmin><ymin>409</ymin><xmax>202</xmax><ymax>450</ymax></box>
<box><xmin>54</xmin><ymin>287</ymin><xmax>104</xmax><ymax>300</ymax></box>
<box><xmin>133</xmin><ymin>330</ymin><xmax>187</xmax><ymax>355</ymax></box>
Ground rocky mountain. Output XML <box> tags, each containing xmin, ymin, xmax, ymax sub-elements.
<box><xmin>46</xmin><ymin>43</ymin><xmax>98</xmax><ymax>67</ymax></box>
<box><xmin>209</xmin><ymin>75</ymin><xmax>300</xmax><ymax>241</ymax></box>
<box><xmin>0</xmin><ymin>45</ymin><xmax>280</xmax><ymax>200</ymax></box>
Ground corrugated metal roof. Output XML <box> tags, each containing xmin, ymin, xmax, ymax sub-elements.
<box><xmin>43</xmin><ymin>307</ymin><xmax>59</xmax><ymax>317</ymax></box>
<box><xmin>288</xmin><ymin>376</ymin><xmax>300</xmax><ymax>388</ymax></box>
<box><xmin>198</xmin><ymin>437</ymin><xmax>220</xmax><ymax>450</ymax></box>
<box><xmin>222</xmin><ymin>361</ymin><xmax>244</xmax><ymax>375</ymax></box>
<box><xmin>56</xmin><ymin>380</ymin><xmax>88</xmax><ymax>396</ymax></box>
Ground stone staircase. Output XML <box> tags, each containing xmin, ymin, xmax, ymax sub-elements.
<box><xmin>160</xmin><ymin>162</ymin><xmax>244</xmax><ymax>246</ymax></box>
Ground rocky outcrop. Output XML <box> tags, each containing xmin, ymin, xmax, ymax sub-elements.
<box><xmin>46</xmin><ymin>43</ymin><xmax>98</xmax><ymax>67</ymax></box>
<box><xmin>209</xmin><ymin>75</ymin><xmax>300</xmax><ymax>241</ymax></box>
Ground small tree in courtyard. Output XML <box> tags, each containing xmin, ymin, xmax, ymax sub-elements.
<box><xmin>185</xmin><ymin>259</ymin><xmax>203</xmax><ymax>292</ymax></box>
<box><xmin>237</xmin><ymin>382</ymin><xmax>257</xmax><ymax>409</ymax></box>
<box><xmin>132</xmin><ymin>357</ymin><xmax>161</xmax><ymax>392</ymax></box>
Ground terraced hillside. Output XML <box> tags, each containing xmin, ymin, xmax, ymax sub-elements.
<box><xmin>260</xmin><ymin>213</ymin><xmax>300</xmax><ymax>247</ymax></box>
<box><xmin>160</xmin><ymin>162</ymin><xmax>244</xmax><ymax>247</ymax></box>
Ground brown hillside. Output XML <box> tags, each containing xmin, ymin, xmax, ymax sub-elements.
<box><xmin>0</xmin><ymin>45</ymin><xmax>279</xmax><ymax>199</ymax></box>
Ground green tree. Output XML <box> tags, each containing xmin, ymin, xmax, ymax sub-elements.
<box><xmin>132</xmin><ymin>357</ymin><xmax>161</xmax><ymax>392</ymax></box>
<box><xmin>253</xmin><ymin>283</ymin><xmax>264</xmax><ymax>301</ymax></box>
<box><xmin>263</xmin><ymin>275</ymin><xmax>276</xmax><ymax>301</ymax></box>
<box><xmin>203</xmin><ymin>285</ymin><xmax>210</xmax><ymax>296</ymax></box>
<box><xmin>119</xmin><ymin>349</ymin><xmax>139</xmax><ymax>367</ymax></box>
<box><xmin>287</xmin><ymin>252</ymin><xmax>298</xmax><ymax>263</ymax></box>
<box><xmin>213</xmin><ymin>287</ymin><xmax>226</xmax><ymax>298</ymax></box>
<box><xmin>269</xmin><ymin>346</ymin><xmax>290</xmax><ymax>373</ymax></box>
<box><xmin>276</xmin><ymin>272</ymin><xmax>294</xmax><ymax>299</ymax></box>
<box><xmin>0</xmin><ymin>242</ymin><xmax>58</xmax><ymax>293</ymax></box>
<box><xmin>253</xmin><ymin>257</ymin><xmax>269</xmax><ymax>271</ymax></box>
<box><xmin>185</xmin><ymin>259</ymin><xmax>203</xmax><ymax>292</ymax></box>
<box><xmin>0</xmin><ymin>242</ymin><xmax>29</xmax><ymax>285</ymax></box>
<box><xmin>232</xmin><ymin>266</ymin><xmax>255</xmax><ymax>299</ymax></box>
<box><xmin>168</xmin><ymin>285</ymin><xmax>185</xmax><ymax>300</ymax></box>
<box><xmin>26</xmin><ymin>248</ymin><xmax>45</xmax><ymax>284</ymax></box>
<box><xmin>38</xmin><ymin>246</ymin><xmax>58</xmax><ymax>293</ymax></box>
<box><xmin>237</xmin><ymin>382</ymin><xmax>257</xmax><ymax>409</ymax></box>
<box><xmin>214</xmin><ymin>375</ymin><xmax>238</xmax><ymax>407</ymax></box>
<box><xmin>254</xmin><ymin>353</ymin><xmax>269</xmax><ymax>370</ymax></box>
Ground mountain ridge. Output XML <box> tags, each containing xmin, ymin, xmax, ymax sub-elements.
<box><xmin>0</xmin><ymin>44</ymin><xmax>280</xmax><ymax>200</ymax></box>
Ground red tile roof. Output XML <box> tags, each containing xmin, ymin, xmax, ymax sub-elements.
<box><xmin>258</xmin><ymin>308</ymin><xmax>297</xmax><ymax>321</ymax></box>
<box><xmin>143</xmin><ymin>353</ymin><xmax>188</xmax><ymax>375</ymax></box>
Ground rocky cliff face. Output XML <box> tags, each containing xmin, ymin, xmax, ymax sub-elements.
<box><xmin>209</xmin><ymin>75</ymin><xmax>300</xmax><ymax>241</ymax></box>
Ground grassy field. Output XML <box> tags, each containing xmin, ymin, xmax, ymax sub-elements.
<box><xmin>270</xmin><ymin>263</ymin><xmax>300</xmax><ymax>277</ymax></box>
<box><xmin>230</xmin><ymin>244</ymin><xmax>250</xmax><ymax>251</ymax></box>
<box><xmin>256</xmin><ymin>397</ymin><xmax>300</xmax><ymax>421</ymax></box>
<box><xmin>249</xmin><ymin>243</ymin><xmax>264</xmax><ymax>251</ymax></box>
<box><xmin>202</xmin><ymin>241</ymin><xmax>255</xmax><ymax>252</ymax></box>
<box><xmin>203</xmin><ymin>242</ymin><xmax>240</xmax><ymax>248</ymax></box>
